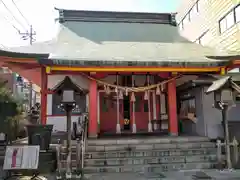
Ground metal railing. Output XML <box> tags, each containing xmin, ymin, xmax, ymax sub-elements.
<box><xmin>76</xmin><ymin>115</ymin><xmax>88</xmax><ymax>178</ymax></box>
<box><xmin>216</xmin><ymin>136</ymin><xmax>239</xmax><ymax>170</ymax></box>
<box><xmin>56</xmin><ymin>114</ymin><xmax>88</xmax><ymax>180</ymax></box>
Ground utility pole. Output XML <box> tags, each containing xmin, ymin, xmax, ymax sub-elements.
<box><xmin>19</xmin><ymin>25</ymin><xmax>36</xmax><ymax>110</ymax></box>
<box><xmin>19</xmin><ymin>25</ymin><xmax>36</xmax><ymax>45</ymax></box>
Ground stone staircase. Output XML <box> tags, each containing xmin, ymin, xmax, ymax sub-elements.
<box><xmin>61</xmin><ymin>136</ymin><xmax>217</xmax><ymax>174</ymax></box>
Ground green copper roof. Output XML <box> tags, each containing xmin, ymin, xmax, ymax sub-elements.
<box><xmin>47</xmin><ymin>20</ymin><xmax>231</xmax><ymax>67</ymax></box>
<box><xmin>0</xmin><ymin>9</ymin><xmax>238</xmax><ymax>67</ymax></box>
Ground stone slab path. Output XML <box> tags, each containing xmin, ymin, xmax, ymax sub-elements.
<box><xmin>2</xmin><ymin>170</ymin><xmax>240</xmax><ymax>180</ymax></box>
<box><xmin>83</xmin><ymin>170</ymin><xmax>240</xmax><ymax>180</ymax></box>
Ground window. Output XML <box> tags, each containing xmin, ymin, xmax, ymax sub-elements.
<box><xmin>235</xmin><ymin>5</ymin><xmax>240</xmax><ymax>23</ymax></box>
<box><xmin>219</xmin><ymin>6</ymin><xmax>240</xmax><ymax>34</ymax></box>
<box><xmin>226</xmin><ymin>11</ymin><xmax>235</xmax><ymax>29</ymax></box>
<box><xmin>219</xmin><ymin>18</ymin><xmax>227</xmax><ymax>33</ymax></box>
<box><xmin>180</xmin><ymin>98</ymin><xmax>196</xmax><ymax>118</ymax></box>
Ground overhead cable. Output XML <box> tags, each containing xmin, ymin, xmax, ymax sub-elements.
<box><xmin>11</xmin><ymin>0</ymin><xmax>30</xmax><ymax>26</ymax></box>
<box><xmin>0</xmin><ymin>12</ymin><xmax>21</xmax><ymax>32</ymax></box>
<box><xmin>0</xmin><ymin>0</ymin><xmax>27</xmax><ymax>31</ymax></box>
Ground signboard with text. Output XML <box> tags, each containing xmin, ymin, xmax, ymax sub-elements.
<box><xmin>3</xmin><ymin>145</ymin><xmax>40</xmax><ymax>170</ymax></box>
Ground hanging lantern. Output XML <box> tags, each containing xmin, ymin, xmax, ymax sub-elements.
<box><xmin>119</xmin><ymin>90</ymin><xmax>123</xmax><ymax>99</ymax></box>
<box><xmin>131</xmin><ymin>92</ymin><xmax>136</xmax><ymax>102</ymax></box>
<box><xmin>125</xmin><ymin>88</ymin><xmax>128</xmax><ymax>96</ymax></box>
<box><xmin>144</xmin><ymin>90</ymin><xmax>149</xmax><ymax>100</ymax></box>
<box><xmin>115</xmin><ymin>87</ymin><xmax>118</xmax><ymax>93</ymax></box>
<box><xmin>156</xmin><ymin>85</ymin><xmax>161</xmax><ymax>95</ymax></box>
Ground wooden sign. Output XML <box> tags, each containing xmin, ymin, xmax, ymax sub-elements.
<box><xmin>3</xmin><ymin>145</ymin><xmax>40</xmax><ymax>170</ymax></box>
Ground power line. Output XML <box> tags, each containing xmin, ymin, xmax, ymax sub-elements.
<box><xmin>11</xmin><ymin>0</ymin><xmax>30</xmax><ymax>26</ymax></box>
<box><xmin>0</xmin><ymin>0</ymin><xmax>27</xmax><ymax>31</ymax></box>
<box><xmin>0</xmin><ymin>12</ymin><xmax>21</xmax><ymax>32</ymax></box>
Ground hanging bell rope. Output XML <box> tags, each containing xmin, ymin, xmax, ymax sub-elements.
<box><xmin>115</xmin><ymin>74</ymin><xmax>119</xmax><ymax>93</ymax></box>
<box><xmin>81</xmin><ymin>73</ymin><xmax>182</xmax><ymax>93</ymax></box>
<box><xmin>131</xmin><ymin>74</ymin><xmax>136</xmax><ymax>102</ymax></box>
<box><xmin>131</xmin><ymin>92</ymin><xmax>136</xmax><ymax>102</ymax></box>
<box><xmin>106</xmin><ymin>85</ymin><xmax>111</xmax><ymax>95</ymax></box>
<box><xmin>160</xmin><ymin>83</ymin><xmax>164</xmax><ymax>92</ymax></box>
<box><xmin>156</xmin><ymin>85</ymin><xmax>161</xmax><ymax>95</ymax></box>
<box><xmin>119</xmin><ymin>90</ymin><xmax>123</xmax><ymax>99</ymax></box>
<box><xmin>144</xmin><ymin>74</ymin><xmax>150</xmax><ymax>100</ymax></box>
<box><xmin>144</xmin><ymin>91</ymin><xmax>148</xmax><ymax>100</ymax></box>
<box><xmin>125</xmin><ymin>88</ymin><xmax>128</xmax><ymax>96</ymax></box>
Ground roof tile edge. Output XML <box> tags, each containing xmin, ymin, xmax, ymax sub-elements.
<box><xmin>57</xmin><ymin>8</ymin><xmax>177</xmax><ymax>25</ymax></box>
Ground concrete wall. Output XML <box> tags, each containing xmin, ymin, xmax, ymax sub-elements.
<box><xmin>201</xmin><ymin>86</ymin><xmax>240</xmax><ymax>139</ymax></box>
<box><xmin>176</xmin><ymin>0</ymin><xmax>240</xmax><ymax>52</ymax></box>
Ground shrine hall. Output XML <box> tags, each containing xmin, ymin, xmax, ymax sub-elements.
<box><xmin>0</xmin><ymin>9</ymin><xmax>239</xmax><ymax>138</ymax></box>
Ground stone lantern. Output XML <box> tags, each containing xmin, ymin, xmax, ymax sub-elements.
<box><xmin>206</xmin><ymin>76</ymin><xmax>236</xmax><ymax>169</ymax></box>
<box><xmin>54</xmin><ymin>76</ymin><xmax>88</xmax><ymax>179</ymax></box>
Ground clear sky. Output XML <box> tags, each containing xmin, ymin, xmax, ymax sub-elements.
<box><xmin>0</xmin><ymin>0</ymin><xmax>180</xmax><ymax>47</ymax></box>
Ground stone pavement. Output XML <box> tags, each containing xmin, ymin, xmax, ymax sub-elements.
<box><xmin>2</xmin><ymin>170</ymin><xmax>240</xmax><ymax>180</ymax></box>
<box><xmin>82</xmin><ymin>170</ymin><xmax>240</xmax><ymax>180</ymax></box>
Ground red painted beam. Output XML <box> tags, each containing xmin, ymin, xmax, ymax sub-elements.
<box><xmin>1</xmin><ymin>62</ymin><xmax>42</xmax><ymax>87</ymax></box>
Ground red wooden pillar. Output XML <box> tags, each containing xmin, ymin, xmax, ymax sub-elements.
<box><xmin>88</xmin><ymin>80</ymin><xmax>98</xmax><ymax>138</ymax></box>
<box><xmin>40</xmin><ymin>66</ymin><xmax>47</xmax><ymax>124</ymax></box>
<box><xmin>167</xmin><ymin>79</ymin><xmax>178</xmax><ymax>136</ymax></box>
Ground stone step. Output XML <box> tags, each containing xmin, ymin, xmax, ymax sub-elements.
<box><xmin>61</xmin><ymin>148</ymin><xmax>217</xmax><ymax>159</ymax></box>
<box><xmin>86</xmin><ymin>136</ymin><xmax>211</xmax><ymax>146</ymax></box>
<box><xmin>83</xmin><ymin>155</ymin><xmax>217</xmax><ymax>166</ymax></box>
<box><xmin>61</xmin><ymin>142</ymin><xmax>216</xmax><ymax>152</ymax></box>
<box><xmin>86</xmin><ymin>142</ymin><xmax>216</xmax><ymax>152</ymax></box>
<box><xmin>60</xmin><ymin>162</ymin><xmax>215</xmax><ymax>173</ymax></box>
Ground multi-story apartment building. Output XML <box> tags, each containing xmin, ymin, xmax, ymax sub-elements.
<box><xmin>0</xmin><ymin>67</ymin><xmax>41</xmax><ymax>109</ymax></box>
<box><xmin>176</xmin><ymin>0</ymin><xmax>240</xmax><ymax>52</ymax></box>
